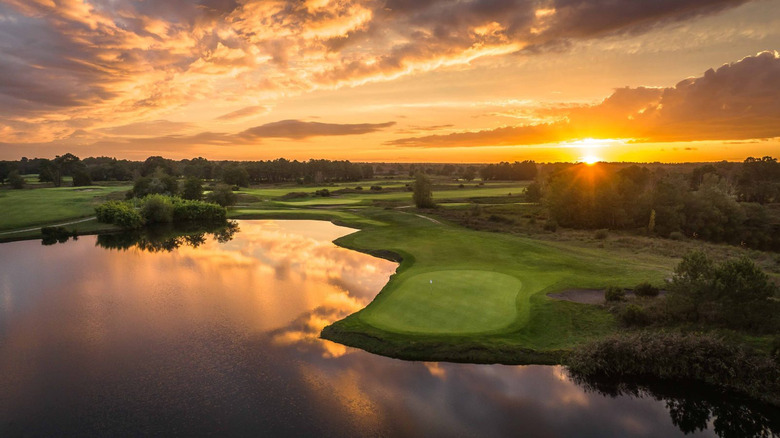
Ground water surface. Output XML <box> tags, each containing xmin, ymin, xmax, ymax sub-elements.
<box><xmin>0</xmin><ymin>220</ymin><xmax>775</xmax><ymax>437</ymax></box>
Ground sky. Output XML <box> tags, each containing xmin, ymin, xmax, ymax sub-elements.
<box><xmin>0</xmin><ymin>0</ymin><xmax>778</xmax><ymax>163</ymax></box>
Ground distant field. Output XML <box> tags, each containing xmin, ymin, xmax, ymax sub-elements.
<box><xmin>0</xmin><ymin>186</ymin><xmax>128</xmax><ymax>231</ymax></box>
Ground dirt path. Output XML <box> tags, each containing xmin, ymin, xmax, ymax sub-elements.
<box><xmin>414</xmin><ymin>214</ymin><xmax>441</xmax><ymax>224</ymax></box>
<box><xmin>0</xmin><ymin>216</ymin><xmax>96</xmax><ymax>236</ymax></box>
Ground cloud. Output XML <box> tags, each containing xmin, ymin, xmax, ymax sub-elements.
<box><xmin>389</xmin><ymin>51</ymin><xmax>780</xmax><ymax>147</ymax></box>
<box><xmin>99</xmin><ymin>120</ymin><xmax>195</xmax><ymax>136</ymax></box>
<box><xmin>0</xmin><ymin>0</ymin><xmax>758</xmax><ymax>146</ymax></box>
<box><xmin>238</xmin><ymin>119</ymin><xmax>396</xmax><ymax>139</ymax></box>
<box><xmin>0</xmin><ymin>118</ymin><xmax>396</xmax><ymax>158</ymax></box>
<box><xmin>215</xmin><ymin>105</ymin><xmax>270</xmax><ymax>121</ymax></box>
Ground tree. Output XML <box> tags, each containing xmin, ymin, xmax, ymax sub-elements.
<box><xmin>181</xmin><ymin>177</ymin><xmax>204</xmax><ymax>200</ymax></box>
<box><xmin>221</xmin><ymin>164</ymin><xmax>250</xmax><ymax>187</ymax></box>
<box><xmin>206</xmin><ymin>184</ymin><xmax>237</xmax><ymax>207</ymax></box>
<box><xmin>72</xmin><ymin>169</ymin><xmax>92</xmax><ymax>186</ymax></box>
<box><xmin>8</xmin><ymin>170</ymin><xmax>24</xmax><ymax>189</ymax></box>
<box><xmin>462</xmin><ymin>167</ymin><xmax>476</xmax><ymax>182</ymax></box>
<box><xmin>525</xmin><ymin>181</ymin><xmax>542</xmax><ymax>203</ymax></box>
<box><xmin>667</xmin><ymin>251</ymin><xmax>779</xmax><ymax>331</ymax></box>
<box><xmin>131</xmin><ymin>168</ymin><xmax>178</xmax><ymax>198</ymax></box>
<box><xmin>412</xmin><ymin>173</ymin><xmax>435</xmax><ymax>208</ymax></box>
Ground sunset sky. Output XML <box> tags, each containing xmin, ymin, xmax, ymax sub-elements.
<box><xmin>0</xmin><ymin>0</ymin><xmax>778</xmax><ymax>163</ymax></box>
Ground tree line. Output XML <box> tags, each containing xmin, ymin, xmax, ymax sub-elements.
<box><xmin>535</xmin><ymin>157</ymin><xmax>780</xmax><ymax>250</ymax></box>
<box><xmin>0</xmin><ymin>155</ymin><xmax>377</xmax><ymax>187</ymax></box>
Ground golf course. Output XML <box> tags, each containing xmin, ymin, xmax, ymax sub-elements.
<box><xmin>0</xmin><ymin>175</ymin><xmax>773</xmax><ymax>367</ymax></box>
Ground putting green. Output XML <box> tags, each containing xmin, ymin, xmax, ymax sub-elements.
<box><xmin>361</xmin><ymin>270</ymin><xmax>522</xmax><ymax>334</ymax></box>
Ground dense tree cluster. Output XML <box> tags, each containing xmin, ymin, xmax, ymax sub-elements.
<box><xmin>666</xmin><ymin>251</ymin><xmax>779</xmax><ymax>332</ymax></box>
<box><xmin>539</xmin><ymin>157</ymin><xmax>780</xmax><ymax>250</ymax></box>
<box><xmin>0</xmin><ymin>154</ymin><xmax>375</xmax><ymax>186</ymax></box>
<box><xmin>480</xmin><ymin>161</ymin><xmax>537</xmax><ymax>181</ymax></box>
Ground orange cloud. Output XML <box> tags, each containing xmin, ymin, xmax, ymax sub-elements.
<box><xmin>0</xmin><ymin>0</ymin><xmax>758</xmax><ymax>150</ymax></box>
<box><xmin>389</xmin><ymin>51</ymin><xmax>780</xmax><ymax>147</ymax></box>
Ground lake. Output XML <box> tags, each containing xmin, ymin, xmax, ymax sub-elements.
<box><xmin>0</xmin><ymin>220</ymin><xmax>776</xmax><ymax>437</ymax></box>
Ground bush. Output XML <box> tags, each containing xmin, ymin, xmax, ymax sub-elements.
<box><xmin>634</xmin><ymin>281</ymin><xmax>660</xmax><ymax>298</ymax></box>
<box><xmin>315</xmin><ymin>189</ymin><xmax>331</xmax><ymax>197</ymax></box>
<box><xmin>95</xmin><ymin>201</ymin><xmax>144</xmax><ymax>229</ymax></box>
<box><xmin>370</xmin><ymin>185</ymin><xmax>382</xmax><ymax>191</ymax></box>
<box><xmin>355</xmin><ymin>186</ymin><xmax>363</xmax><ymax>191</ymax></box>
<box><xmin>181</xmin><ymin>177</ymin><xmax>204</xmax><ymax>200</ymax></box>
<box><xmin>667</xmin><ymin>251</ymin><xmax>780</xmax><ymax>332</ymax></box>
<box><xmin>605</xmin><ymin>286</ymin><xmax>625</xmax><ymax>302</ymax></box>
<box><xmin>669</xmin><ymin>231</ymin><xmax>684</xmax><ymax>241</ymax></box>
<box><xmin>72</xmin><ymin>169</ymin><xmax>92</xmax><ymax>186</ymax></box>
<box><xmin>567</xmin><ymin>332</ymin><xmax>780</xmax><ymax>405</ymax></box>
<box><xmin>412</xmin><ymin>173</ymin><xmax>435</xmax><ymax>208</ymax></box>
<box><xmin>620</xmin><ymin>304</ymin><xmax>651</xmax><ymax>326</ymax></box>
<box><xmin>172</xmin><ymin>199</ymin><xmax>226</xmax><ymax>222</ymax></box>
<box><xmin>206</xmin><ymin>184</ymin><xmax>237</xmax><ymax>207</ymax></box>
<box><xmin>8</xmin><ymin>171</ymin><xmax>24</xmax><ymax>189</ymax></box>
<box><xmin>141</xmin><ymin>195</ymin><xmax>174</xmax><ymax>224</ymax></box>
<box><xmin>543</xmin><ymin>220</ymin><xmax>558</xmax><ymax>232</ymax></box>
<box><xmin>594</xmin><ymin>229</ymin><xmax>609</xmax><ymax>240</ymax></box>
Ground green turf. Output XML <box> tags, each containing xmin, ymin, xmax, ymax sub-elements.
<box><xmin>322</xmin><ymin>208</ymin><xmax>673</xmax><ymax>358</ymax></box>
<box><xmin>0</xmin><ymin>186</ymin><xmax>129</xmax><ymax>231</ymax></box>
<box><xmin>363</xmin><ymin>270</ymin><xmax>522</xmax><ymax>334</ymax></box>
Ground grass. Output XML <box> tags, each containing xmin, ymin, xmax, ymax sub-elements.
<box><xmin>320</xmin><ymin>208</ymin><xmax>673</xmax><ymax>362</ymax></box>
<box><xmin>0</xmin><ymin>186</ymin><xmax>129</xmax><ymax>231</ymax></box>
<box><xmin>362</xmin><ymin>270</ymin><xmax>522</xmax><ymax>334</ymax></box>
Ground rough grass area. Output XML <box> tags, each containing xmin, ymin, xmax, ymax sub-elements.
<box><xmin>362</xmin><ymin>270</ymin><xmax>522</xmax><ymax>334</ymax></box>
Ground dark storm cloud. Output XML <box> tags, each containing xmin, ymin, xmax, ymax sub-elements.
<box><xmin>389</xmin><ymin>51</ymin><xmax>780</xmax><ymax>147</ymax></box>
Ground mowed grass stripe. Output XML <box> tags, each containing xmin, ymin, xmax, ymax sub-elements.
<box><xmin>362</xmin><ymin>270</ymin><xmax>522</xmax><ymax>334</ymax></box>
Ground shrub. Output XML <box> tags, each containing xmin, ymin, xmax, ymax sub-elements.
<box><xmin>605</xmin><ymin>286</ymin><xmax>625</xmax><ymax>302</ymax></box>
<box><xmin>172</xmin><ymin>199</ymin><xmax>226</xmax><ymax>222</ymax></box>
<box><xmin>141</xmin><ymin>195</ymin><xmax>175</xmax><ymax>224</ymax></box>
<box><xmin>412</xmin><ymin>173</ymin><xmax>435</xmax><ymax>208</ymax></box>
<box><xmin>667</xmin><ymin>251</ymin><xmax>780</xmax><ymax>332</ymax></box>
<box><xmin>95</xmin><ymin>201</ymin><xmax>144</xmax><ymax>229</ymax></box>
<box><xmin>8</xmin><ymin>171</ymin><xmax>24</xmax><ymax>189</ymax></box>
<box><xmin>315</xmin><ymin>189</ymin><xmax>331</xmax><ymax>197</ymax></box>
<box><xmin>620</xmin><ymin>304</ymin><xmax>651</xmax><ymax>326</ymax></box>
<box><xmin>181</xmin><ymin>177</ymin><xmax>204</xmax><ymax>200</ymax></box>
<box><xmin>566</xmin><ymin>332</ymin><xmax>780</xmax><ymax>405</ymax></box>
<box><xmin>355</xmin><ymin>186</ymin><xmax>363</xmax><ymax>191</ymax></box>
<box><xmin>634</xmin><ymin>281</ymin><xmax>660</xmax><ymax>298</ymax></box>
<box><xmin>594</xmin><ymin>229</ymin><xmax>609</xmax><ymax>240</ymax></box>
<box><xmin>370</xmin><ymin>185</ymin><xmax>382</xmax><ymax>191</ymax></box>
<box><xmin>669</xmin><ymin>231</ymin><xmax>684</xmax><ymax>241</ymax></box>
<box><xmin>206</xmin><ymin>184</ymin><xmax>237</xmax><ymax>207</ymax></box>
<box><xmin>543</xmin><ymin>220</ymin><xmax>558</xmax><ymax>232</ymax></box>
<box><xmin>458</xmin><ymin>183</ymin><xmax>465</xmax><ymax>188</ymax></box>
<box><xmin>525</xmin><ymin>181</ymin><xmax>542</xmax><ymax>203</ymax></box>
<box><xmin>72</xmin><ymin>169</ymin><xmax>92</xmax><ymax>187</ymax></box>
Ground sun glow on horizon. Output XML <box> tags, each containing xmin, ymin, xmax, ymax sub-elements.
<box><xmin>581</xmin><ymin>154</ymin><xmax>601</xmax><ymax>165</ymax></box>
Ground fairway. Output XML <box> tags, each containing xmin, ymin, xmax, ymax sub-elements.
<box><xmin>362</xmin><ymin>270</ymin><xmax>522</xmax><ymax>334</ymax></box>
<box><xmin>0</xmin><ymin>186</ymin><xmax>128</xmax><ymax>231</ymax></box>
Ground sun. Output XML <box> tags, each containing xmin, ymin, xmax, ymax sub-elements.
<box><xmin>581</xmin><ymin>154</ymin><xmax>601</xmax><ymax>165</ymax></box>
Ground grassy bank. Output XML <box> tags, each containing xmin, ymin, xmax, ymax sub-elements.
<box><xmin>0</xmin><ymin>186</ymin><xmax>128</xmax><ymax>231</ymax></box>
